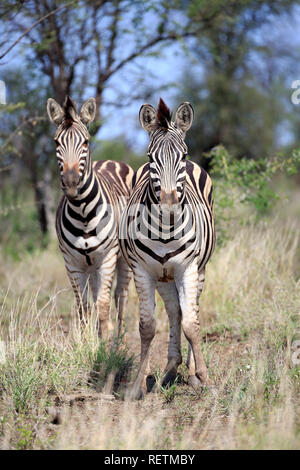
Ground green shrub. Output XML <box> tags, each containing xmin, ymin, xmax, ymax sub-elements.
<box><xmin>207</xmin><ymin>145</ymin><xmax>300</xmax><ymax>243</ymax></box>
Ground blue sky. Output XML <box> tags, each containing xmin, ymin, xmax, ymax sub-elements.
<box><xmin>99</xmin><ymin>5</ymin><xmax>300</xmax><ymax>152</ymax></box>
<box><xmin>0</xmin><ymin>5</ymin><xmax>188</xmax><ymax>153</ymax></box>
<box><xmin>1</xmin><ymin>4</ymin><xmax>300</xmax><ymax>154</ymax></box>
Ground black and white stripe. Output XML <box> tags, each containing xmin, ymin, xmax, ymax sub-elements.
<box><xmin>47</xmin><ymin>96</ymin><xmax>134</xmax><ymax>338</ymax></box>
<box><xmin>119</xmin><ymin>99</ymin><xmax>215</xmax><ymax>398</ymax></box>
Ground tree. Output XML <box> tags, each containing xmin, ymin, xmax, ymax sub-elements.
<box><xmin>0</xmin><ymin>68</ymin><xmax>56</xmax><ymax>239</ymax></box>
<box><xmin>0</xmin><ymin>1</ymin><xmax>219</xmax><ymax>129</ymax></box>
<box><xmin>175</xmin><ymin>0</ymin><xmax>300</xmax><ymax>166</ymax></box>
<box><xmin>0</xmin><ymin>0</ymin><xmax>219</xmax><ymax>237</ymax></box>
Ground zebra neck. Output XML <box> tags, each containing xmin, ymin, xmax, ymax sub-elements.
<box><xmin>78</xmin><ymin>160</ymin><xmax>94</xmax><ymax>196</ymax></box>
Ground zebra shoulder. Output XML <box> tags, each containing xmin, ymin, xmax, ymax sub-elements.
<box><xmin>186</xmin><ymin>160</ymin><xmax>214</xmax><ymax>209</ymax></box>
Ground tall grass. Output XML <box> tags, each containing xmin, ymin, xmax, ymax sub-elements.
<box><xmin>0</xmin><ymin>191</ymin><xmax>299</xmax><ymax>449</ymax></box>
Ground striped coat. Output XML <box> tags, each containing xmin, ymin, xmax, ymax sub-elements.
<box><xmin>47</xmin><ymin>96</ymin><xmax>134</xmax><ymax>338</ymax></box>
<box><xmin>119</xmin><ymin>99</ymin><xmax>215</xmax><ymax>399</ymax></box>
<box><xmin>120</xmin><ymin>159</ymin><xmax>215</xmax><ymax>281</ymax></box>
<box><xmin>57</xmin><ymin>160</ymin><xmax>133</xmax><ymax>270</ymax></box>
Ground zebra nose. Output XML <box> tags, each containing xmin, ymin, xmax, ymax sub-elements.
<box><xmin>160</xmin><ymin>189</ymin><xmax>180</xmax><ymax>215</ymax></box>
<box><xmin>160</xmin><ymin>189</ymin><xmax>179</xmax><ymax>207</ymax></box>
<box><xmin>62</xmin><ymin>167</ymin><xmax>80</xmax><ymax>198</ymax></box>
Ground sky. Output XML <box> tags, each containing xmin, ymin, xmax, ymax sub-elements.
<box><xmin>90</xmin><ymin>5</ymin><xmax>300</xmax><ymax>152</ymax></box>
<box><xmin>1</xmin><ymin>3</ymin><xmax>300</xmax><ymax>154</ymax></box>
<box><xmin>0</xmin><ymin>4</ymin><xmax>189</xmax><ymax>153</ymax></box>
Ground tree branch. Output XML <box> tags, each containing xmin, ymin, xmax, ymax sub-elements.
<box><xmin>106</xmin><ymin>1</ymin><xmax>121</xmax><ymax>73</ymax></box>
<box><xmin>0</xmin><ymin>116</ymin><xmax>47</xmax><ymax>156</ymax></box>
<box><xmin>104</xmin><ymin>29</ymin><xmax>198</xmax><ymax>81</ymax></box>
<box><xmin>0</xmin><ymin>0</ymin><xmax>77</xmax><ymax>60</ymax></box>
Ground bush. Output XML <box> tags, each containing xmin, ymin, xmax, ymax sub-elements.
<box><xmin>207</xmin><ymin>145</ymin><xmax>300</xmax><ymax>243</ymax></box>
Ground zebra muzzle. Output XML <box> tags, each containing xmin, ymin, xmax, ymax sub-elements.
<box><xmin>160</xmin><ymin>189</ymin><xmax>180</xmax><ymax>214</ymax></box>
<box><xmin>62</xmin><ymin>168</ymin><xmax>80</xmax><ymax>199</ymax></box>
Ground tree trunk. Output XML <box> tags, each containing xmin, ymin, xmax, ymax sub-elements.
<box><xmin>32</xmin><ymin>166</ymin><xmax>56</xmax><ymax>241</ymax></box>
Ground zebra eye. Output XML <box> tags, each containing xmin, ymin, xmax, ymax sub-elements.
<box><xmin>54</xmin><ymin>140</ymin><xmax>60</xmax><ymax>147</ymax></box>
<box><xmin>83</xmin><ymin>140</ymin><xmax>89</xmax><ymax>147</ymax></box>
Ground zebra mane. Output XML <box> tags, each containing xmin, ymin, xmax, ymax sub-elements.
<box><xmin>62</xmin><ymin>95</ymin><xmax>77</xmax><ymax>127</ymax></box>
<box><xmin>156</xmin><ymin>98</ymin><xmax>172</xmax><ymax>130</ymax></box>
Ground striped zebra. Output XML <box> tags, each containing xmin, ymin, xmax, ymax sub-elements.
<box><xmin>120</xmin><ymin>98</ymin><xmax>215</xmax><ymax>399</ymax></box>
<box><xmin>47</xmin><ymin>96</ymin><xmax>134</xmax><ymax>338</ymax></box>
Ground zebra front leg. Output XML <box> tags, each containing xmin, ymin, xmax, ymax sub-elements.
<box><xmin>186</xmin><ymin>268</ymin><xmax>206</xmax><ymax>379</ymax></box>
<box><xmin>176</xmin><ymin>263</ymin><xmax>213</xmax><ymax>389</ymax></box>
<box><xmin>67</xmin><ymin>269</ymin><xmax>90</xmax><ymax>324</ymax></box>
<box><xmin>90</xmin><ymin>249</ymin><xmax>118</xmax><ymax>339</ymax></box>
<box><xmin>114</xmin><ymin>256</ymin><xmax>131</xmax><ymax>337</ymax></box>
<box><xmin>157</xmin><ymin>281</ymin><xmax>182</xmax><ymax>387</ymax></box>
<box><xmin>128</xmin><ymin>269</ymin><xmax>156</xmax><ymax>400</ymax></box>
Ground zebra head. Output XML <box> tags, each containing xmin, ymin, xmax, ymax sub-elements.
<box><xmin>139</xmin><ymin>98</ymin><xmax>194</xmax><ymax>214</ymax></box>
<box><xmin>47</xmin><ymin>95</ymin><xmax>96</xmax><ymax>200</ymax></box>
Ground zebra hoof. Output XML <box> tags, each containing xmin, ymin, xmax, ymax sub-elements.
<box><xmin>188</xmin><ymin>375</ymin><xmax>202</xmax><ymax>390</ymax></box>
<box><xmin>162</xmin><ymin>370</ymin><xmax>177</xmax><ymax>388</ymax></box>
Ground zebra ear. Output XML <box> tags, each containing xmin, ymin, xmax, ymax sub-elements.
<box><xmin>174</xmin><ymin>102</ymin><xmax>194</xmax><ymax>133</ymax></box>
<box><xmin>80</xmin><ymin>98</ymin><xmax>97</xmax><ymax>126</ymax></box>
<box><xmin>139</xmin><ymin>104</ymin><xmax>156</xmax><ymax>132</ymax></box>
<box><xmin>47</xmin><ymin>98</ymin><xmax>64</xmax><ymax>126</ymax></box>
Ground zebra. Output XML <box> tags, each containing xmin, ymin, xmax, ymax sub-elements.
<box><xmin>119</xmin><ymin>98</ymin><xmax>215</xmax><ymax>399</ymax></box>
<box><xmin>47</xmin><ymin>95</ymin><xmax>134</xmax><ymax>338</ymax></box>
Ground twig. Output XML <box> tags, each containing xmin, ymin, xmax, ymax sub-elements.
<box><xmin>0</xmin><ymin>116</ymin><xmax>47</xmax><ymax>156</ymax></box>
<box><xmin>0</xmin><ymin>163</ymin><xmax>14</xmax><ymax>172</ymax></box>
<box><xmin>0</xmin><ymin>0</ymin><xmax>77</xmax><ymax>61</ymax></box>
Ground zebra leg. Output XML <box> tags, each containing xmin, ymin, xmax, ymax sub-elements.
<box><xmin>90</xmin><ymin>249</ymin><xmax>118</xmax><ymax>340</ymax></box>
<box><xmin>157</xmin><ymin>281</ymin><xmax>182</xmax><ymax>387</ymax></box>
<box><xmin>114</xmin><ymin>256</ymin><xmax>131</xmax><ymax>337</ymax></box>
<box><xmin>186</xmin><ymin>268</ymin><xmax>205</xmax><ymax>378</ymax></box>
<box><xmin>66</xmin><ymin>269</ymin><xmax>90</xmax><ymax>323</ymax></box>
<box><xmin>176</xmin><ymin>263</ymin><xmax>213</xmax><ymax>389</ymax></box>
<box><xmin>128</xmin><ymin>269</ymin><xmax>156</xmax><ymax>400</ymax></box>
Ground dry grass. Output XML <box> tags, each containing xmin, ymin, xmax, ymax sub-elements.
<box><xmin>0</xmin><ymin>194</ymin><xmax>299</xmax><ymax>450</ymax></box>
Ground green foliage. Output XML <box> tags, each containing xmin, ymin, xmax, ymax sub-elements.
<box><xmin>0</xmin><ymin>103</ymin><xmax>25</xmax><ymax>114</ymax></box>
<box><xmin>159</xmin><ymin>380</ymin><xmax>178</xmax><ymax>403</ymax></box>
<box><xmin>16</xmin><ymin>424</ymin><xmax>34</xmax><ymax>450</ymax></box>
<box><xmin>177</xmin><ymin>1</ymin><xmax>300</xmax><ymax>165</ymax></box>
<box><xmin>208</xmin><ymin>145</ymin><xmax>300</xmax><ymax>242</ymax></box>
<box><xmin>0</xmin><ymin>184</ymin><xmax>47</xmax><ymax>260</ymax></box>
<box><xmin>92</xmin><ymin>335</ymin><xmax>135</xmax><ymax>392</ymax></box>
<box><xmin>0</xmin><ymin>329</ymin><xmax>133</xmax><ymax>420</ymax></box>
<box><xmin>153</xmin><ymin>369</ymin><xmax>178</xmax><ymax>403</ymax></box>
<box><xmin>0</xmin><ymin>344</ymin><xmax>50</xmax><ymax>415</ymax></box>
<box><xmin>263</xmin><ymin>361</ymin><xmax>280</xmax><ymax>402</ymax></box>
